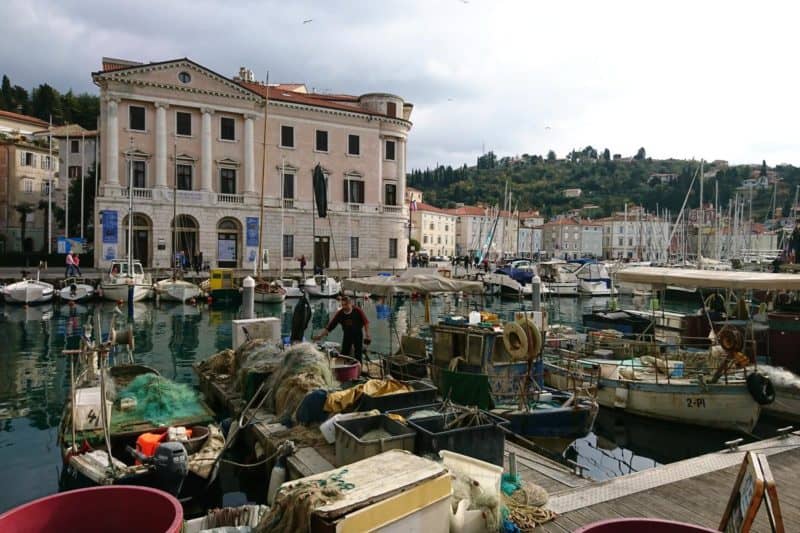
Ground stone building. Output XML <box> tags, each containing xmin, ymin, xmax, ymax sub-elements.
<box><xmin>92</xmin><ymin>58</ymin><xmax>412</xmax><ymax>271</ymax></box>
<box><xmin>410</xmin><ymin>202</ymin><xmax>457</xmax><ymax>257</ymax></box>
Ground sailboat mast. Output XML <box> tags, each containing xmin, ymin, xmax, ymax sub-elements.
<box><xmin>280</xmin><ymin>156</ymin><xmax>285</xmax><ymax>279</ymax></box>
<box><xmin>127</xmin><ymin>138</ymin><xmax>134</xmax><ymax>278</ymax></box>
<box><xmin>256</xmin><ymin>72</ymin><xmax>270</xmax><ymax>279</ymax></box>
<box><xmin>698</xmin><ymin>159</ymin><xmax>703</xmax><ymax>269</ymax></box>
<box><xmin>171</xmin><ymin>140</ymin><xmax>177</xmax><ymax>278</ymax></box>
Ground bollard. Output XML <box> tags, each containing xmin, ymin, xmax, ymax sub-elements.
<box><xmin>531</xmin><ymin>275</ymin><xmax>541</xmax><ymax>311</ymax></box>
<box><xmin>242</xmin><ymin>276</ymin><xmax>255</xmax><ymax>319</ymax></box>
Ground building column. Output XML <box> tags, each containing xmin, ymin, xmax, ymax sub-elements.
<box><xmin>105</xmin><ymin>97</ymin><xmax>120</xmax><ymax>186</ymax></box>
<box><xmin>201</xmin><ymin>108</ymin><xmax>214</xmax><ymax>192</ymax></box>
<box><xmin>154</xmin><ymin>102</ymin><xmax>168</xmax><ymax>188</ymax></box>
<box><xmin>243</xmin><ymin>114</ymin><xmax>255</xmax><ymax>194</ymax></box>
<box><xmin>397</xmin><ymin>139</ymin><xmax>406</xmax><ymax>207</ymax></box>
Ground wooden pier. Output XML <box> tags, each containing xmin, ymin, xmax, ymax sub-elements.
<box><xmin>539</xmin><ymin>432</ymin><xmax>800</xmax><ymax>532</ymax></box>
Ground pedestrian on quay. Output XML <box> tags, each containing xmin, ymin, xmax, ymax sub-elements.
<box><xmin>65</xmin><ymin>252</ymin><xmax>76</xmax><ymax>278</ymax></box>
<box><xmin>299</xmin><ymin>254</ymin><xmax>307</xmax><ymax>278</ymax></box>
<box><xmin>72</xmin><ymin>252</ymin><xmax>82</xmax><ymax>276</ymax></box>
<box><xmin>313</xmin><ymin>295</ymin><xmax>371</xmax><ymax>363</ymax></box>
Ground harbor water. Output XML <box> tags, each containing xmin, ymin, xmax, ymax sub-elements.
<box><xmin>0</xmin><ymin>294</ymin><xmax>782</xmax><ymax>513</ymax></box>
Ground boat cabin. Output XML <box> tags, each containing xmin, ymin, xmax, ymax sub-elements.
<box><xmin>209</xmin><ymin>268</ymin><xmax>236</xmax><ymax>290</ymax></box>
<box><xmin>108</xmin><ymin>259</ymin><xmax>145</xmax><ymax>278</ymax></box>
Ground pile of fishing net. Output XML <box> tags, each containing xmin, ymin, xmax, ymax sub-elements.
<box><xmin>196</xmin><ymin>348</ymin><xmax>236</xmax><ymax>377</ymax></box>
<box><xmin>116</xmin><ymin>374</ymin><xmax>208</xmax><ymax>426</ymax></box>
<box><xmin>255</xmin><ymin>478</ymin><xmax>344</xmax><ymax>533</ymax></box>
<box><xmin>500</xmin><ymin>473</ymin><xmax>555</xmax><ymax>532</ymax></box>
<box><xmin>234</xmin><ymin>339</ymin><xmax>286</xmax><ymax>394</ymax></box>
<box><xmin>264</xmin><ymin>342</ymin><xmax>337</xmax><ymax>420</ymax></box>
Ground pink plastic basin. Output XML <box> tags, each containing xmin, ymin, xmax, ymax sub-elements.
<box><xmin>0</xmin><ymin>486</ymin><xmax>183</xmax><ymax>533</ymax></box>
<box><xmin>332</xmin><ymin>355</ymin><xmax>361</xmax><ymax>382</ymax></box>
<box><xmin>573</xmin><ymin>518</ymin><xmax>719</xmax><ymax>532</ymax></box>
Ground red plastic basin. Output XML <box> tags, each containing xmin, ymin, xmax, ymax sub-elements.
<box><xmin>0</xmin><ymin>486</ymin><xmax>183</xmax><ymax>533</ymax></box>
<box><xmin>332</xmin><ymin>355</ymin><xmax>361</xmax><ymax>382</ymax></box>
<box><xmin>573</xmin><ymin>518</ymin><xmax>719</xmax><ymax>532</ymax></box>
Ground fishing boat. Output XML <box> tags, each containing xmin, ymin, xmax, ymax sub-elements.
<box><xmin>276</xmin><ymin>278</ymin><xmax>303</xmax><ymax>298</ymax></box>
<box><xmin>304</xmin><ymin>275</ymin><xmax>341</xmax><ymax>298</ymax></box>
<box><xmin>100</xmin><ymin>259</ymin><xmax>152</xmax><ymax>302</ymax></box>
<box><xmin>205</xmin><ymin>268</ymin><xmax>241</xmax><ymax>307</ymax></box>
<box><xmin>538</xmin><ymin>260</ymin><xmax>579</xmax><ymax>297</ymax></box>
<box><xmin>154</xmin><ymin>278</ymin><xmax>202</xmax><ymax>303</ymax></box>
<box><xmin>571</xmin><ymin>261</ymin><xmax>617</xmax><ymax>297</ymax></box>
<box><xmin>59</xmin><ymin>315</ymin><xmax>223</xmax><ymax>503</ymax></box>
<box><xmin>2</xmin><ymin>273</ymin><xmax>54</xmax><ymax>304</ymax></box>
<box><xmin>255</xmin><ymin>280</ymin><xmax>286</xmax><ymax>304</ymax></box>
<box><xmin>58</xmin><ymin>278</ymin><xmax>95</xmax><ymax>303</ymax></box>
<box><xmin>544</xmin><ymin>266</ymin><xmax>793</xmax><ymax>433</ymax></box>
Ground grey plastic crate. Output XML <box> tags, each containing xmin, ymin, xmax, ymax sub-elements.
<box><xmin>334</xmin><ymin>414</ymin><xmax>416</xmax><ymax>466</ymax></box>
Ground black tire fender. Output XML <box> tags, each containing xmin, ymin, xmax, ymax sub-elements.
<box><xmin>747</xmin><ymin>373</ymin><xmax>776</xmax><ymax>405</ymax></box>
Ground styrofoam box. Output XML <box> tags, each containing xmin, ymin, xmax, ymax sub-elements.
<box><xmin>74</xmin><ymin>387</ymin><xmax>113</xmax><ymax>431</ymax></box>
<box><xmin>232</xmin><ymin>317</ymin><xmax>281</xmax><ymax>349</ymax></box>
<box><xmin>439</xmin><ymin>449</ymin><xmax>503</xmax><ymax>497</ymax></box>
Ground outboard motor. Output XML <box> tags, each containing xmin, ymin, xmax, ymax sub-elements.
<box><xmin>127</xmin><ymin>441</ymin><xmax>189</xmax><ymax>497</ymax></box>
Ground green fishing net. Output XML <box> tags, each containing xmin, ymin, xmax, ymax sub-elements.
<box><xmin>114</xmin><ymin>374</ymin><xmax>210</xmax><ymax>427</ymax></box>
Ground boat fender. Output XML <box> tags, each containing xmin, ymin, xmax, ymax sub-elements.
<box><xmin>502</xmin><ymin>322</ymin><xmax>528</xmax><ymax>360</ymax></box>
<box><xmin>747</xmin><ymin>373</ymin><xmax>775</xmax><ymax>405</ymax></box>
<box><xmin>516</xmin><ymin>316</ymin><xmax>542</xmax><ymax>356</ymax></box>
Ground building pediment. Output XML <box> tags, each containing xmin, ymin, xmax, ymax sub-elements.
<box><xmin>215</xmin><ymin>157</ymin><xmax>239</xmax><ymax>167</ymax></box>
<box><xmin>275</xmin><ymin>162</ymin><xmax>299</xmax><ymax>173</ymax></box>
<box><xmin>174</xmin><ymin>153</ymin><xmax>197</xmax><ymax>162</ymax></box>
<box><xmin>125</xmin><ymin>148</ymin><xmax>151</xmax><ymax>159</ymax></box>
<box><xmin>94</xmin><ymin>58</ymin><xmax>263</xmax><ymax>103</ymax></box>
<box><xmin>343</xmin><ymin>169</ymin><xmax>364</xmax><ymax>178</ymax></box>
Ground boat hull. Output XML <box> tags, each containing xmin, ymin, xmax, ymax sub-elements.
<box><xmin>59</xmin><ymin>284</ymin><xmax>95</xmax><ymax>302</ymax></box>
<box><xmin>155</xmin><ymin>281</ymin><xmax>202</xmax><ymax>303</ymax></box>
<box><xmin>544</xmin><ymin>361</ymin><xmax>762</xmax><ymax>433</ymax></box>
<box><xmin>763</xmin><ymin>385</ymin><xmax>800</xmax><ymax>422</ymax></box>
<box><xmin>3</xmin><ymin>281</ymin><xmax>55</xmax><ymax>304</ymax></box>
<box><xmin>209</xmin><ymin>288</ymin><xmax>242</xmax><ymax>307</ymax></box>
<box><xmin>545</xmin><ymin>282</ymin><xmax>579</xmax><ymax>296</ymax></box>
<box><xmin>100</xmin><ymin>283</ymin><xmax>152</xmax><ymax>302</ymax></box>
<box><xmin>494</xmin><ymin>402</ymin><xmax>598</xmax><ymax>438</ymax></box>
<box><xmin>254</xmin><ymin>291</ymin><xmax>286</xmax><ymax>304</ymax></box>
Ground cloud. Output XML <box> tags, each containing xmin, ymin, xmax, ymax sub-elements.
<box><xmin>2</xmin><ymin>0</ymin><xmax>800</xmax><ymax>169</ymax></box>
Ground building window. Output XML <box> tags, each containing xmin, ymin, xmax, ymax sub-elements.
<box><xmin>220</xmin><ymin>117</ymin><xmax>235</xmax><ymax>141</ymax></box>
<box><xmin>385</xmin><ymin>140</ymin><xmax>396</xmax><ymax>161</ymax></box>
<box><xmin>131</xmin><ymin>160</ymin><xmax>146</xmax><ymax>188</ymax></box>
<box><xmin>445</xmin><ymin>224</ymin><xmax>449</xmax><ymax>231</ymax></box>
<box><xmin>384</xmin><ymin>183</ymin><xmax>397</xmax><ymax>206</ymax></box>
<box><xmin>618</xmin><ymin>237</ymin><xmax>623</xmax><ymax>246</ymax></box>
<box><xmin>68</xmin><ymin>166</ymin><xmax>81</xmax><ymax>178</ymax></box>
<box><xmin>347</xmin><ymin>134</ymin><xmax>360</xmax><ymax>156</ymax></box>
<box><xmin>386</xmin><ymin>102</ymin><xmax>397</xmax><ymax>117</ymax></box>
<box><xmin>178</xmin><ymin>71</ymin><xmax>191</xmax><ymax>84</ymax></box>
<box><xmin>283</xmin><ymin>234</ymin><xmax>294</xmax><ymax>258</ymax></box>
<box><xmin>177</xmin><ymin>164</ymin><xmax>193</xmax><ymax>190</ymax></box>
<box><xmin>220</xmin><ymin>168</ymin><xmax>236</xmax><ymax>194</ymax></box>
<box><xmin>23</xmin><ymin>179</ymin><xmax>33</xmax><ymax>193</ymax></box>
<box><xmin>343</xmin><ymin>179</ymin><xmax>364</xmax><ymax>203</ymax></box>
<box><xmin>25</xmin><ymin>152</ymin><xmax>35</xmax><ymax>166</ymax></box>
<box><xmin>280</xmin><ymin>125</ymin><xmax>294</xmax><ymax>148</ymax></box>
<box><xmin>283</xmin><ymin>172</ymin><xmax>294</xmax><ymax>199</ymax></box>
<box><xmin>350</xmin><ymin>236</ymin><xmax>359</xmax><ymax>258</ymax></box>
<box><xmin>389</xmin><ymin>238</ymin><xmax>398</xmax><ymax>259</ymax></box>
<box><xmin>129</xmin><ymin>105</ymin><xmax>146</xmax><ymax>131</ymax></box>
<box><xmin>70</xmin><ymin>140</ymin><xmax>79</xmax><ymax>153</ymax></box>
<box><xmin>176</xmin><ymin>111</ymin><xmax>192</xmax><ymax>136</ymax></box>
<box><xmin>41</xmin><ymin>181</ymin><xmax>50</xmax><ymax>194</ymax></box>
<box><xmin>315</xmin><ymin>130</ymin><xmax>328</xmax><ymax>152</ymax></box>
<box><xmin>423</xmin><ymin>236</ymin><xmax>428</xmax><ymax>244</ymax></box>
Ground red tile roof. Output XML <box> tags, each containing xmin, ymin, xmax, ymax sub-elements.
<box><xmin>0</xmin><ymin>109</ymin><xmax>49</xmax><ymax>128</ymax></box>
<box><xmin>414</xmin><ymin>202</ymin><xmax>456</xmax><ymax>215</ymax></box>
<box><xmin>544</xmin><ymin>218</ymin><xmax>580</xmax><ymax>226</ymax></box>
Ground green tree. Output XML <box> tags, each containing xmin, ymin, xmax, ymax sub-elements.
<box><xmin>547</xmin><ymin>150</ymin><xmax>556</xmax><ymax>162</ymax></box>
<box><xmin>634</xmin><ymin>147</ymin><xmax>646</xmax><ymax>160</ymax></box>
<box><xmin>14</xmin><ymin>203</ymin><xmax>35</xmax><ymax>252</ymax></box>
<box><xmin>760</xmin><ymin>160</ymin><xmax>767</xmax><ymax>177</ymax></box>
<box><xmin>408</xmin><ymin>238</ymin><xmax>421</xmax><ymax>253</ymax></box>
<box><xmin>31</xmin><ymin>83</ymin><xmax>62</xmax><ymax>123</ymax></box>
<box><xmin>602</xmin><ymin>148</ymin><xmax>611</xmax><ymax>161</ymax></box>
<box><xmin>0</xmin><ymin>75</ymin><xmax>11</xmax><ymax>110</ymax></box>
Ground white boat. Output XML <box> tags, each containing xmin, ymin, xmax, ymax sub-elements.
<box><xmin>572</xmin><ymin>262</ymin><xmax>617</xmax><ymax>296</ymax></box>
<box><xmin>59</xmin><ymin>279</ymin><xmax>95</xmax><ymax>303</ymax></box>
<box><xmin>276</xmin><ymin>278</ymin><xmax>303</xmax><ymax>298</ymax></box>
<box><xmin>100</xmin><ymin>259</ymin><xmax>152</xmax><ymax>302</ymax></box>
<box><xmin>544</xmin><ymin>354</ymin><xmax>763</xmax><ymax>433</ymax></box>
<box><xmin>3</xmin><ymin>275</ymin><xmax>55</xmax><ymax>304</ymax></box>
<box><xmin>482</xmin><ymin>272</ymin><xmax>524</xmax><ymax>298</ymax></box>
<box><xmin>304</xmin><ymin>275</ymin><xmax>341</xmax><ymax>298</ymax></box>
<box><xmin>538</xmin><ymin>260</ymin><xmax>579</xmax><ymax>296</ymax></box>
<box><xmin>254</xmin><ymin>281</ymin><xmax>286</xmax><ymax>304</ymax></box>
<box><xmin>154</xmin><ymin>278</ymin><xmax>202</xmax><ymax>303</ymax></box>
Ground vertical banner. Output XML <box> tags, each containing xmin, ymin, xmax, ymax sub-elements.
<box><xmin>102</xmin><ymin>210</ymin><xmax>118</xmax><ymax>243</ymax></box>
<box><xmin>246</xmin><ymin>216</ymin><xmax>259</xmax><ymax>246</ymax></box>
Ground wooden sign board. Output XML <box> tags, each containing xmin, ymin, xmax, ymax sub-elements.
<box><xmin>719</xmin><ymin>451</ymin><xmax>784</xmax><ymax>533</ymax></box>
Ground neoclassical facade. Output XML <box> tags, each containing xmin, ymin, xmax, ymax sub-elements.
<box><xmin>92</xmin><ymin>58</ymin><xmax>412</xmax><ymax>272</ymax></box>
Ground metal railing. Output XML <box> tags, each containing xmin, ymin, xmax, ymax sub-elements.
<box><xmin>283</xmin><ymin>198</ymin><xmax>295</xmax><ymax>209</ymax></box>
<box><xmin>217</xmin><ymin>193</ymin><xmax>244</xmax><ymax>204</ymax></box>
<box><xmin>121</xmin><ymin>187</ymin><xmax>153</xmax><ymax>199</ymax></box>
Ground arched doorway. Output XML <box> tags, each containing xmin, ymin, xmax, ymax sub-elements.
<box><xmin>216</xmin><ymin>218</ymin><xmax>240</xmax><ymax>268</ymax></box>
<box><xmin>171</xmin><ymin>214</ymin><xmax>199</xmax><ymax>268</ymax></box>
<box><xmin>122</xmin><ymin>213</ymin><xmax>152</xmax><ymax>267</ymax></box>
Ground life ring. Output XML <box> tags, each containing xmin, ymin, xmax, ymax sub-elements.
<box><xmin>747</xmin><ymin>373</ymin><xmax>775</xmax><ymax>405</ymax></box>
<box><xmin>502</xmin><ymin>322</ymin><xmax>528</xmax><ymax>360</ymax></box>
<box><xmin>516</xmin><ymin>316</ymin><xmax>543</xmax><ymax>356</ymax></box>
<box><xmin>718</xmin><ymin>327</ymin><xmax>744</xmax><ymax>352</ymax></box>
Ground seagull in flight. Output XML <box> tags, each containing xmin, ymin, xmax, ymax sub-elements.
<box><xmin>303</xmin><ymin>19</ymin><xmax>313</xmax><ymax>24</ymax></box>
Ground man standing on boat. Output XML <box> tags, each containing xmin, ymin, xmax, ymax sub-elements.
<box><xmin>313</xmin><ymin>296</ymin><xmax>371</xmax><ymax>363</ymax></box>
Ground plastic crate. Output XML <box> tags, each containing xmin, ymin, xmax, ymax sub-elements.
<box><xmin>407</xmin><ymin>411</ymin><xmax>506</xmax><ymax>466</ymax></box>
<box><xmin>357</xmin><ymin>380</ymin><xmax>438</xmax><ymax>412</ymax></box>
<box><xmin>334</xmin><ymin>414</ymin><xmax>416</xmax><ymax>466</ymax></box>
<box><xmin>387</xmin><ymin>402</ymin><xmax>460</xmax><ymax>422</ymax></box>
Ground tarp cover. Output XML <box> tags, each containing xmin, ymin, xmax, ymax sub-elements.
<box><xmin>341</xmin><ymin>273</ymin><xmax>484</xmax><ymax>297</ymax></box>
<box><xmin>616</xmin><ymin>267</ymin><xmax>800</xmax><ymax>291</ymax></box>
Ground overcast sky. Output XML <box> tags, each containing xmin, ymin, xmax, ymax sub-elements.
<box><xmin>2</xmin><ymin>0</ymin><xmax>799</xmax><ymax>169</ymax></box>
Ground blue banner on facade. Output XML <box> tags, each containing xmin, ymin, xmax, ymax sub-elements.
<box><xmin>102</xmin><ymin>211</ymin><xmax>118</xmax><ymax>244</ymax></box>
<box><xmin>246</xmin><ymin>217</ymin><xmax>259</xmax><ymax>247</ymax></box>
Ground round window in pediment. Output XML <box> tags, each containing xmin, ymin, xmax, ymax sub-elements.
<box><xmin>178</xmin><ymin>71</ymin><xmax>191</xmax><ymax>84</ymax></box>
